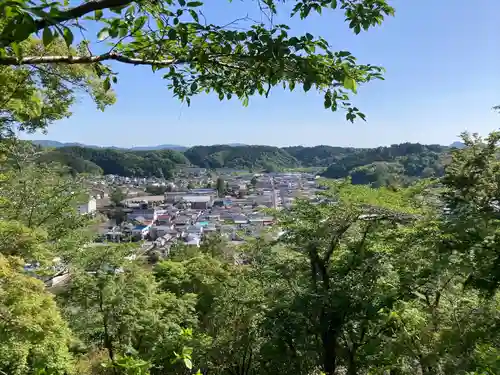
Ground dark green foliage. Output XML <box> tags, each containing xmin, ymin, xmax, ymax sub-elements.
<box><xmin>283</xmin><ymin>145</ymin><xmax>355</xmax><ymax>166</ymax></box>
<box><xmin>183</xmin><ymin>145</ymin><xmax>299</xmax><ymax>170</ymax></box>
<box><xmin>110</xmin><ymin>187</ymin><xmax>126</xmax><ymax>206</ymax></box>
<box><xmin>321</xmin><ymin>143</ymin><xmax>448</xmax><ymax>185</ymax></box>
<box><xmin>38</xmin><ymin>149</ymin><xmax>103</xmax><ymax>175</ymax></box>
<box><xmin>36</xmin><ymin>143</ymin><xmax>451</xmax><ymax>186</ymax></box>
<box><xmin>145</xmin><ymin>185</ymin><xmax>168</xmax><ymax>195</ymax></box>
<box><xmin>216</xmin><ymin>177</ymin><xmax>225</xmax><ymax>198</ymax></box>
<box><xmin>54</xmin><ymin>146</ymin><xmax>188</xmax><ymax>177</ymax></box>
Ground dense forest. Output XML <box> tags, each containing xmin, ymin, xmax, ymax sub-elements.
<box><xmin>41</xmin><ymin>142</ymin><xmax>451</xmax><ymax>186</ymax></box>
<box><xmin>45</xmin><ymin>146</ymin><xmax>190</xmax><ymax>178</ymax></box>
<box><xmin>183</xmin><ymin>145</ymin><xmax>300</xmax><ymax>170</ymax></box>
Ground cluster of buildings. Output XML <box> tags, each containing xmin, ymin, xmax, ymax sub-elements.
<box><xmin>93</xmin><ymin>171</ymin><xmax>323</xmax><ymax>253</ymax></box>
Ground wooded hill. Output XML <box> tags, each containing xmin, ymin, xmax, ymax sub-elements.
<box><xmin>41</xmin><ymin>143</ymin><xmax>451</xmax><ymax>186</ymax></box>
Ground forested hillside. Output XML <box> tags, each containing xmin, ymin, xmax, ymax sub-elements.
<box><xmin>321</xmin><ymin>143</ymin><xmax>449</xmax><ymax>186</ymax></box>
<box><xmin>183</xmin><ymin>144</ymin><xmax>300</xmax><ymax>170</ymax></box>
<box><xmin>41</xmin><ymin>142</ymin><xmax>451</xmax><ymax>186</ymax></box>
<box><xmin>44</xmin><ymin>146</ymin><xmax>190</xmax><ymax>177</ymax></box>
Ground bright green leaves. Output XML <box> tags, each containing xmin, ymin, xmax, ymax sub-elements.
<box><xmin>97</xmin><ymin>29</ymin><xmax>109</xmax><ymax>41</ymax></box>
<box><xmin>103</xmin><ymin>77</ymin><xmax>111</xmax><ymax>91</ymax></box>
<box><xmin>62</xmin><ymin>28</ymin><xmax>73</xmax><ymax>47</ymax></box>
<box><xmin>291</xmin><ymin>0</ymin><xmax>394</xmax><ymax>26</ymax></box>
<box><xmin>343</xmin><ymin>76</ymin><xmax>357</xmax><ymax>93</ymax></box>
<box><xmin>0</xmin><ymin>11</ymin><xmax>36</xmax><ymax>48</ymax></box>
<box><xmin>187</xmin><ymin>1</ymin><xmax>203</xmax><ymax>6</ymax></box>
<box><xmin>345</xmin><ymin>0</ymin><xmax>395</xmax><ymax>34</ymax></box>
<box><xmin>94</xmin><ymin>9</ymin><xmax>103</xmax><ymax>20</ymax></box>
<box><xmin>160</xmin><ymin>21</ymin><xmax>383</xmax><ymax>120</ymax></box>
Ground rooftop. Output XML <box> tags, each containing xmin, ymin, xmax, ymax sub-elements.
<box><xmin>182</xmin><ymin>195</ymin><xmax>212</xmax><ymax>203</ymax></box>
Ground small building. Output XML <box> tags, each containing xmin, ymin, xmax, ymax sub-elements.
<box><xmin>181</xmin><ymin>195</ymin><xmax>213</xmax><ymax>210</ymax></box>
<box><xmin>78</xmin><ymin>197</ymin><xmax>97</xmax><ymax>215</ymax></box>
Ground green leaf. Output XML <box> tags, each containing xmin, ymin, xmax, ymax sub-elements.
<box><xmin>324</xmin><ymin>93</ymin><xmax>332</xmax><ymax>109</ymax></box>
<box><xmin>63</xmin><ymin>28</ymin><xmax>74</xmax><ymax>46</ymax></box>
<box><xmin>179</xmin><ymin>0</ymin><xmax>186</xmax><ymax>6</ymax></box>
<box><xmin>118</xmin><ymin>26</ymin><xmax>128</xmax><ymax>38</ymax></box>
<box><xmin>42</xmin><ymin>27</ymin><xmax>54</xmax><ymax>46</ymax></box>
<box><xmin>97</xmin><ymin>28</ymin><xmax>110</xmax><ymax>41</ymax></box>
<box><xmin>110</xmin><ymin>6</ymin><xmax>124</xmax><ymax>14</ymax></box>
<box><xmin>187</xmin><ymin>1</ymin><xmax>203</xmax><ymax>6</ymax></box>
<box><xmin>412</xmin><ymin>291</ymin><xmax>427</xmax><ymax>301</ymax></box>
<box><xmin>11</xmin><ymin>42</ymin><xmax>22</xmax><ymax>59</ymax></box>
<box><xmin>331</xmin><ymin>0</ymin><xmax>337</xmax><ymax>8</ymax></box>
<box><xmin>94</xmin><ymin>9</ymin><xmax>103</xmax><ymax>20</ymax></box>
<box><xmin>156</xmin><ymin>18</ymin><xmax>165</xmax><ymax>29</ymax></box>
<box><xmin>343</xmin><ymin>76</ymin><xmax>357</xmax><ymax>93</ymax></box>
<box><xmin>134</xmin><ymin>16</ymin><xmax>147</xmax><ymax>30</ymax></box>
<box><xmin>189</xmin><ymin>9</ymin><xmax>199</xmax><ymax>22</ymax></box>
<box><xmin>303</xmin><ymin>80</ymin><xmax>312</xmax><ymax>92</ymax></box>
<box><xmin>242</xmin><ymin>96</ymin><xmax>249</xmax><ymax>107</ymax></box>
<box><xmin>183</xmin><ymin>358</ymin><xmax>192</xmax><ymax>369</ymax></box>
<box><xmin>190</xmin><ymin>82</ymin><xmax>198</xmax><ymax>92</ymax></box>
<box><xmin>168</xmin><ymin>28</ymin><xmax>177</xmax><ymax>40</ymax></box>
<box><xmin>13</xmin><ymin>14</ymin><xmax>35</xmax><ymax>42</ymax></box>
<box><xmin>103</xmin><ymin>77</ymin><xmax>111</xmax><ymax>91</ymax></box>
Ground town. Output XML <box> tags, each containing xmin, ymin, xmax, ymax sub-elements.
<box><xmin>81</xmin><ymin>168</ymin><xmax>323</xmax><ymax>257</ymax></box>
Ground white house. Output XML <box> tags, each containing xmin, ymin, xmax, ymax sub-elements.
<box><xmin>78</xmin><ymin>197</ymin><xmax>97</xmax><ymax>215</ymax></box>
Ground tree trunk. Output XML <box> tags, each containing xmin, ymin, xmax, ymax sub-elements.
<box><xmin>321</xmin><ymin>323</ymin><xmax>338</xmax><ymax>375</ymax></box>
<box><xmin>347</xmin><ymin>349</ymin><xmax>357</xmax><ymax>375</ymax></box>
<box><xmin>98</xmin><ymin>288</ymin><xmax>115</xmax><ymax>364</ymax></box>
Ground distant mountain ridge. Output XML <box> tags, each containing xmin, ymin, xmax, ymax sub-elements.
<box><xmin>31</xmin><ymin>140</ymin><xmax>250</xmax><ymax>151</ymax></box>
<box><xmin>32</xmin><ymin>139</ymin><xmax>458</xmax><ymax>150</ymax></box>
<box><xmin>449</xmin><ymin>141</ymin><xmax>465</xmax><ymax>149</ymax></box>
<box><xmin>36</xmin><ymin>141</ymin><xmax>453</xmax><ymax>187</ymax></box>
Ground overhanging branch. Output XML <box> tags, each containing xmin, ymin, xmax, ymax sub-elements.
<box><xmin>0</xmin><ymin>0</ymin><xmax>136</xmax><ymax>47</ymax></box>
<box><xmin>0</xmin><ymin>52</ymin><xmax>178</xmax><ymax>66</ymax></box>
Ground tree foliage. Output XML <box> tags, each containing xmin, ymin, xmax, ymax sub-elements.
<box><xmin>0</xmin><ymin>0</ymin><xmax>394</xmax><ymax>122</ymax></box>
<box><xmin>0</xmin><ymin>36</ymin><xmax>114</xmax><ymax>137</ymax></box>
<box><xmin>109</xmin><ymin>187</ymin><xmax>126</xmax><ymax>206</ymax></box>
<box><xmin>0</xmin><ymin>255</ymin><xmax>73</xmax><ymax>375</ymax></box>
<box><xmin>39</xmin><ymin>142</ymin><xmax>451</xmax><ymax>185</ymax></box>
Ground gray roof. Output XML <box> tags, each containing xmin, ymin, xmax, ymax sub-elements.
<box><xmin>182</xmin><ymin>195</ymin><xmax>211</xmax><ymax>203</ymax></box>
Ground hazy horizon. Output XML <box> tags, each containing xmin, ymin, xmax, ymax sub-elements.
<box><xmin>28</xmin><ymin>138</ymin><xmax>467</xmax><ymax>149</ymax></box>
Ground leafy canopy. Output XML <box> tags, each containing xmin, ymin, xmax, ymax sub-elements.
<box><xmin>0</xmin><ymin>0</ymin><xmax>394</xmax><ymax>122</ymax></box>
<box><xmin>0</xmin><ymin>36</ymin><xmax>115</xmax><ymax>137</ymax></box>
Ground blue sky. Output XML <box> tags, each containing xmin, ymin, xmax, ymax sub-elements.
<box><xmin>24</xmin><ymin>0</ymin><xmax>500</xmax><ymax>147</ymax></box>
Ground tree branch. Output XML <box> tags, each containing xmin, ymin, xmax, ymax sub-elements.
<box><xmin>0</xmin><ymin>52</ymin><xmax>179</xmax><ymax>66</ymax></box>
<box><xmin>42</xmin><ymin>0</ymin><xmax>134</xmax><ymax>28</ymax></box>
<box><xmin>0</xmin><ymin>0</ymin><xmax>136</xmax><ymax>47</ymax></box>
